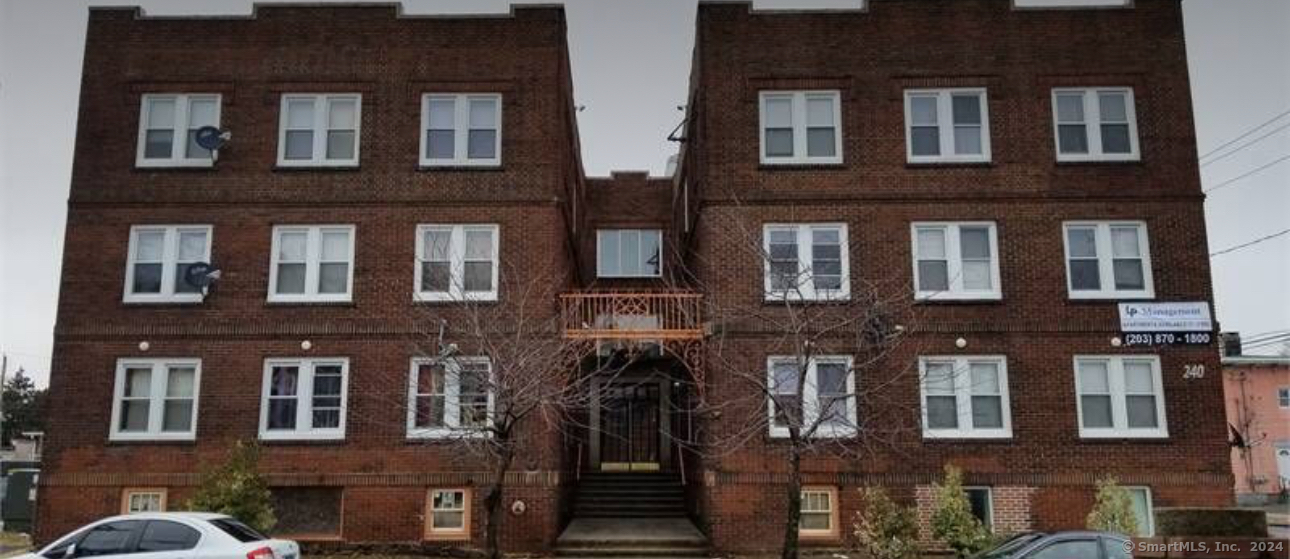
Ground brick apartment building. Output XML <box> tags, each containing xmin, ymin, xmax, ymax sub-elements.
<box><xmin>39</xmin><ymin>0</ymin><xmax>1230</xmax><ymax>554</ymax></box>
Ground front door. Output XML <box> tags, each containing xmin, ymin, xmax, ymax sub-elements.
<box><xmin>600</xmin><ymin>383</ymin><xmax>660</xmax><ymax>471</ymax></box>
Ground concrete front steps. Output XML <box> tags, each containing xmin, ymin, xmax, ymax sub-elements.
<box><xmin>554</xmin><ymin>518</ymin><xmax>709</xmax><ymax>559</ymax></box>
<box><xmin>573</xmin><ymin>471</ymin><xmax>688</xmax><ymax>518</ymax></box>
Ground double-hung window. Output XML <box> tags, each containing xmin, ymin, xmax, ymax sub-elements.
<box><xmin>911</xmin><ymin>222</ymin><xmax>1001</xmax><ymax>300</ymax></box>
<box><xmin>1052</xmin><ymin>88</ymin><xmax>1139</xmax><ymax>161</ymax></box>
<box><xmin>904</xmin><ymin>89</ymin><xmax>991</xmax><ymax>163</ymax></box>
<box><xmin>110</xmin><ymin>358</ymin><xmax>200</xmax><ymax>441</ymax></box>
<box><xmin>426</xmin><ymin>488</ymin><xmax>471</xmax><ymax>540</ymax></box>
<box><xmin>767</xmin><ymin>356</ymin><xmax>856</xmax><ymax>438</ymax></box>
<box><xmin>259</xmin><ymin>358</ymin><xmax>348</xmax><ymax>440</ymax></box>
<box><xmin>408</xmin><ymin>357</ymin><xmax>494</xmax><ymax>438</ymax></box>
<box><xmin>1279</xmin><ymin>387</ymin><xmax>1290</xmax><ymax>408</ymax></box>
<box><xmin>277</xmin><ymin>94</ymin><xmax>361</xmax><ymax>167</ymax></box>
<box><xmin>764</xmin><ymin>223</ymin><xmax>849</xmax><ymax>301</ymax></box>
<box><xmin>1074</xmin><ymin>356</ymin><xmax>1167</xmax><ymax>438</ymax></box>
<box><xmin>920</xmin><ymin>356</ymin><xmax>1012</xmax><ymax>438</ymax></box>
<box><xmin>759</xmin><ymin>91</ymin><xmax>842</xmax><ymax>165</ymax></box>
<box><xmin>1063</xmin><ymin>222</ymin><xmax>1153</xmax><ymax>299</ymax></box>
<box><xmin>799</xmin><ymin>487</ymin><xmax>839</xmax><ymax>538</ymax></box>
<box><xmin>597</xmin><ymin>229</ymin><xmax>663</xmax><ymax>278</ymax></box>
<box><xmin>422</xmin><ymin>94</ymin><xmax>502</xmax><ymax>167</ymax></box>
<box><xmin>415</xmin><ymin>224</ymin><xmax>499</xmax><ymax>302</ymax></box>
<box><xmin>137</xmin><ymin>94</ymin><xmax>221</xmax><ymax>167</ymax></box>
<box><xmin>124</xmin><ymin>225</ymin><xmax>212</xmax><ymax>304</ymax></box>
<box><xmin>269</xmin><ymin>225</ymin><xmax>354</xmax><ymax>303</ymax></box>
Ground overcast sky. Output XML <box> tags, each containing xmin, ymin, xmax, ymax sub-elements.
<box><xmin>1</xmin><ymin>0</ymin><xmax>1287</xmax><ymax>386</ymax></box>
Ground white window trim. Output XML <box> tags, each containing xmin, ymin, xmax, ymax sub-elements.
<box><xmin>766</xmin><ymin>355</ymin><xmax>857</xmax><ymax>439</ymax></box>
<box><xmin>420</xmin><ymin>93</ymin><xmax>503</xmax><ymax>167</ymax></box>
<box><xmin>596</xmin><ymin>229</ymin><xmax>664</xmax><ymax>278</ymax></box>
<box><xmin>758</xmin><ymin>90</ymin><xmax>844</xmax><ymax>165</ymax></box>
<box><xmin>964</xmin><ymin>486</ymin><xmax>994</xmax><ymax>529</ymax></box>
<box><xmin>109</xmin><ymin>358</ymin><xmax>201</xmax><ymax>442</ymax></box>
<box><xmin>258</xmin><ymin>358</ymin><xmax>349</xmax><ymax>441</ymax></box>
<box><xmin>918</xmin><ymin>356</ymin><xmax>1013</xmax><ymax>439</ymax></box>
<box><xmin>1278</xmin><ymin>387</ymin><xmax>1290</xmax><ymax>409</ymax></box>
<box><xmin>903</xmin><ymin>88</ymin><xmax>992</xmax><ymax>164</ymax></box>
<box><xmin>413</xmin><ymin>224</ymin><xmax>500</xmax><ymax>303</ymax></box>
<box><xmin>910</xmin><ymin>222</ymin><xmax>1002</xmax><ymax>301</ymax></box>
<box><xmin>763</xmin><ymin>223</ymin><xmax>851</xmax><ymax>301</ymax></box>
<box><xmin>135</xmin><ymin>94</ymin><xmax>222</xmax><ymax>168</ymax></box>
<box><xmin>1062</xmin><ymin>221</ymin><xmax>1154</xmax><ymax>300</ymax></box>
<box><xmin>276</xmin><ymin>93</ymin><xmax>362</xmax><ymax>167</ymax></box>
<box><xmin>1051</xmin><ymin>88</ymin><xmax>1140</xmax><ymax>162</ymax></box>
<box><xmin>407</xmin><ymin>357</ymin><xmax>496</xmax><ymax>439</ymax></box>
<box><xmin>267</xmin><ymin>225</ymin><xmax>355</xmax><ymax>303</ymax></box>
<box><xmin>1073</xmin><ymin>355</ymin><xmax>1168</xmax><ymax>439</ymax></box>
<box><xmin>123</xmin><ymin>225</ymin><xmax>213</xmax><ymax>304</ymax></box>
<box><xmin>1126</xmin><ymin>486</ymin><xmax>1155</xmax><ymax>536</ymax></box>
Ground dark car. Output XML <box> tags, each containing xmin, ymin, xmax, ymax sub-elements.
<box><xmin>974</xmin><ymin>531</ymin><xmax>1131</xmax><ymax>559</ymax></box>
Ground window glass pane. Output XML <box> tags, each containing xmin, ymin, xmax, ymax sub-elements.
<box><xmin>806</xmin><ymin>97</ymin><xmax>834</xmax><ymax>126</ymax></box>
<box><xmin>286</xmin><ymin>99</ymin><xmax>314</xmax><ymax>128</ymax></box>
<box><xmin>465</xmin><ymin>230</ymin><xmax>493</xmax><ymax>260</ymax></box>
<box><xmin>271</xmin><ymin>366</ymin><xmax>299</xmax><ymax>396</ymax></box>
<box><xmin>429</xmin><ymin>99</ymin><xmax>456</xmax><ymax>129</ymax></box>
<box><xmin>318</xmin><ymin>263</ymin><xmax>348</xmax><ymax>293</ymax></box>
<box><xmin>1099</xmin><ymin>93</ymin><xmax>1127</xmax><ymax>122</ymax></box>
<box><xmin>177</xmin><ymin>231</ymin><xmax>207</xmax><ymax>261</ymax></box>
<box><xmin>1128</xmin><ymin>490</ymin><xmax>1152</xmax><ymax>536</ymax></box>
<box><xmin>911</xmin><ymin>127</ymin><xmax>940</xmax><ymax>156</ymax></box>
<box><xmin>966</xmin><ymin>489</ymin><xmax>992</xmax><ymax>527</ymax></box>
<box><xmin>321</xmin><ymin>231</ymin><xmax>349</xmax><ymax>261</ymax></box>
<box><xmin>422</xmin><ymin>262</ymin><xmax>450</xmax><ymax>292</ymax></box>
<box><xmin>133</xmin><ymin>264</ymin><xmax>163</xmax><ymax>294</ymax></box>
<box><xmin>326</xmin><ymin>130</ymin><xmax>355</xmax><ymax>160</ymax></box>
<box><xmin>166</xmin><ymin>367</ymin><xmax>195</xmax><ymax>397</ymax></box>
<box><xmin>917</xmin><ymin>229</ymin><xmax>947</xmax><ymax>259</ymax></box>
<box><xmin>807</xmin><ymin>128</ymin><xmax>836</xmax><ymax>157</ymax></box>
<box><xmin>766</xmin><ymin>129</ymin><xmax>794</xmax><ymax>157</ymax></box>
<box><xmin>620</xmin><ymin>230</ymin><xmax>641</xmax><ymax>276</ymax></box>
<box><xmin>424</xmin><ymin>230</ymin><xmax>451</xmax><ymax>261</ymax></box>
<box><xmin>970</xmin><ymin>363</ymin><xmax>1000</xmax><ymax>394</ymax></box>
<box><xmin>1070</xmin><ymin>260</ymin><xmax>1101</xmax><ymax>291</ymax></box>
<box><xmin>1067</xmin><ymin>228</ymin><xmax>1098</xmax><ymax>258</ymax></box>
<box><xmin>1059</xmin><ymin>125</ymin><xmax>1089</xmax><ymax>154</ymax></box>
<box><xmin>284</xmin><ymin>131</ymin><xmax>313</xmax><ymax>159</ymax></box>
<box><xmin>1113</xmin><ymin>260</ymin><xmax>1145</xmax><ymax>290</ymax></box>
<box><xmin>1110</xmin><ymin>227</ymin><xmax>1141</xmax><ymax>257</ymax></box>
<box><xmin>1124</xmin><ymin>362</ymin><xmax>1154</xmax><ymax>392</ymax></box>
<box><xmin>128</xmin><ymin>493</ymin><xmax>163</xmax><ymax>513</ymax></box>
<box><xmin>278</xmin><ymin>232</ymin><xmax>307</xmax><ymax>261</ymax></box>
<box><xmin>765</xmin><ymin>97</ymin><xmax>792</xmax><ymax>128</ymax></box>
<box><xmin>1126</xmin><ymin>395</ymin><xmax>1158</xmax><ymax>428</ymax></box>
<box><xmin>1056</xmin><ymin>94</ymin><xmax>1085</xmax><ymax>122</ymax></box>
<box><xmin>971</xmin><ymin>396</ymin><xmax>1003</xmax><ymax>428</ymax></box>
<box><xmin>1081</xmin><ymin>395</ymin><xmax>1114</xmax><ymax>428</ymax></box>
<box><xmin>328</xmin><ymin>99</ymin><xmax>356</xmax><ymax>129</ymax></box>
<box><xmin>924</xmin><ymin>363</ymin><xmax>955</xmax><ymax>394</ymax></box>
<box><xmin>468</xmin><ymin>130</ymin><xmax>497</xmax><ymax>159</ymax></box>
<box><xmin>952</xmin><ymin>95</ymin><xmax>981</xmax><ymax>125</ymax></box>
<box><xmin>276</xmin><ymin>264</ymin><xmax>306</xmax><ymax>294</ymax></box>
<box><xmin>599</xmin><ymin>231</ymin><xmax>620</xmax><ymax>276</ymax></box>
<box><xmin>817</xmin><ymin>363</ymin><xmax>847</xmax><ymax>394</ymax></box>
<box><xmin>954</xmin><ymin>126</ymin><xmax>983</xmax><ymax>155</ymax></box>
<box><xmin>927</xmin><ymin>396</ymin><xmax>958</xmax><ymax>429</ymax></box>
<box><xmin>1101</xmin><ymin>124</ymin><xmax>1131</xmax><ymax>153</ymax></box>
<box><xmin>145</xmin><ymin>130</ymin><xmax>174</xmax><ymax>159</ymax></box>
<box><xmin>918</xmin><ymin>261</ymin><xmax>950</xmax><ymax>292</ymax></box>
<box><xmin>910</xmin><ymin>96</ymin><xmax>938</xmax><ymax>125</ymax></box>
<box><xmin>1079</xmin><ymin>361</ymin><xmax>1111</xmax><ymax>393</ymax></box>
<box><xmin>772</xmin><ymin>362</ymin><xmax>799</xmax><ymax>393</ymax></box>
<box><xmin>125</xmin><ymin>367</ymin><xmax>151</xmax><ymax>398</ymax></box>
<box><xmin>463</xmin><ymin>262</ymin><xmax>493</xmax><ymax>292</ymax></box>
<box><xmin>961</xmin><ymin>228</ymin><xmax>990</xmax><ymax>259</ymax></box>
<box><xmin>800</xmin><ymin>513</ymin><xmax>831</xmax><ymax>531</ymax></box>
<box><xmin>148</xmin><ymin>98</ymin><xmax>176</xmax><ymax>129</ymax></box>
<box><xmin>470</xmin><ymin>98</ymin><xmax>497</xmax><ymax>128</ymax></box>
<box><xmin>642</xmin><ymin>232</ymin><xmax>661</xmax><ymax>275</ymax></box>
<box><xmin>962</xmin><ymin>261</ymin><xmax>992</xmax><ymax>290</ymax></box>
<box><xmin>136</xmin><ymin>231</ymin><xmax>166</xmax><ymax>261</ymax></box>
<box><xmin>162</xmin><ymin>400</ymin><xmax>193</xmax><ymax>432</ymax></box>
<box><xmin>427</xmin><ymin>130</ymin><xmax>455</xmax><ymax>160</ymax></box>
<box><xmin>189</xmin><ymin>99</ymin><xmax>217</xmax><ymax>127</ymax></box>
<box><xmin>186</xmin><ymin>129</ymin><xmax>211</xmax><ymax>159</ymax></box>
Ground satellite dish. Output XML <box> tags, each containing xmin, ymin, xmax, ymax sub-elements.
<box><xmin>194</xmin><ymin>126</ymin><xmax>231</xmax><ymax>152</ymax></box>
<box><xmin>183</xmin><ymin>262</ymin><xmax>222</xmax><ymax>295</ymax></box>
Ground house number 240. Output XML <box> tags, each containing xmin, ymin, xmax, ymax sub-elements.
<box><xmin>1183</xmin><ymin>364</ymin><xmax>1205</xmax><ymax>379</ymax></box>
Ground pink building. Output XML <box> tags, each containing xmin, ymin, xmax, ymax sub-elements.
<box><xmin>1223</xmin><ymin>348</ymin><xmax>1290</xmax><ymax>502</ymax></box>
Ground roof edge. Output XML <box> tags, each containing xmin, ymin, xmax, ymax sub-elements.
<box><xmin>88</xmin><ymin>2</ymin><xmax>567</xmax><ymax>21</ymax></box>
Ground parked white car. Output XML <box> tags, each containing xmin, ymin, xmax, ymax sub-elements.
<box><xmin>16</xmin><ymin>512</ymin><xmax>300</xmax><ymax>559</ymax></box>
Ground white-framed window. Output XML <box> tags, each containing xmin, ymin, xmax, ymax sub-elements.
<box><xmin>904</xmin><ymin>89</ymin><xmax>991</xmax><ymax>163</ymax></box>
<box><xmin>911</xmin><ymin>222</ymin><xmax>1001</xmax><ymax>300</ymax></box>
<box><xmin>415</xmin><ymin>224</ymin><xmax>499</xmax><ymax>302</ymax></box>
<box><xmin>1063</xmin><ymin>221</ymin><xmax>1153</xmax><ymax>299</ymax></box>
<box><xmin>421</xmin><ymin>93</ymin><xmax>502</xmax><ymax>167</ymax></box>
<box><xmin>110</xmin><ymin>359</ymin><xmax>200</xmax><ymax>441</ymax></box>
<box><xmin>759</xmin><ymin>91</ymin><xmax>842</xmax><ymax>165</ymax></box>
<box><xmin>1052</xmin><ymin>88</ymin><xmax>1139</xmax><ymax>161</ymax></box>
<box><xmin>408</xmin><ymin>357</ymin><xmax>494</xmax><ymax>439</ymax></box>
<box><xmin>136</xmin><ymin>94</ymin><xmax>221</xmax><ymax>168</ymax></box>
<box><xmin>268</xmin><ymin>225</ymin><xmax>355</xmax><ymax>303</ymax></box>
<box><xmin>919</xmin><ymin>356</ymin><xmax>1012</xmax><ymax>439</ymax></box>
<box><xmin>764</xmin><ymin>223</ymin><xmax>850</xmax><ymax>301</ymax></box>
<box><xmin>122</xmin><ymin>489</ymin><xmax>167</xmax><ymax>514</ymax></box>
<box><xmin>800</xmin><ymin>487</ymin><xmax>838</xmax><ymax>538</ymax></box>
<box><xmin>1074</xmin><ymin>356</ymin><xmax>1167</xmax><ymax>438</ymax></box>
<box><xmin>1277</xmin><ymin>387</ymin><xmax>1289</xmax><ymax>408</ymax></box>
<box><xmin>767</xmin><ymin>356</ymin><xmax>856</xmax><ymax>439</ymax></box>
<box><xmin>124</xmin><ymin>225</ymin><xmax>212</xmax><ymax>304</ymax></box>
<box><xmin>597</xmin><ymin>229</ymin><xmax>663</xmax><ymax>278</ymax></box>
<box><xmin>426</xmin><ymin>488</ymin><xmax>471</xmax><ymax>540</ymax></box>
<box><xmin>965</xmin><ymin>487</ymin><xmax>993</xmax><ymax>529</ymax></box>
<box><xmin>277</xmin><ymin>94</ymin><xmax>361</xmax><ymax>167</ymax></box>
<box><xmin>1126</xmin><ymin>486</ymin><xmax>1154</xmax><ymax>536</ymax></box>
<box><xmin>259</xmin><ymin>358</ymin><xmax>348</xmax><ymax>441</ymax></box>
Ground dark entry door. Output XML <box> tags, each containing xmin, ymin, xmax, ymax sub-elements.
<box><xmin>600</xmin><ymin>383</ymin><xmax>660</xmax><ymax>470</ymax></box>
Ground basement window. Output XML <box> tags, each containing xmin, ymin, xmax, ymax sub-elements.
<box><xmin>799</xmin><ymin>487</ymin><xmax>838</xmax><ymax>539</ymax></box>
<box><xmin>965</xmin><ymin>487</ymin><xmax>993</xmax><ymax>529</ymax></box>
<box><xmin>426</xmin><ymin>488</ymin><xmax>471</xmax><ymax>540</ymax></box>
<box><xmin>121</xmin><ymin>488</ymin><xmax>167</xmax><ymax>513</ymax></box>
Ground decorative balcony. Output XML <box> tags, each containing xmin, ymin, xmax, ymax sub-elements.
<box><xmin>560</xmin><ymin>291</ymin><xmax>704</xmax><ymax>341</ymax></box>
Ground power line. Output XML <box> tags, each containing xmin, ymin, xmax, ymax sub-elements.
<box><xmin>1243</xmin><ymin>334</ymin><xmax>1290</xmax><ymax>351</ymax></box>
<box><xmin>1199</xmin><ymin>108</ymin><xmax>1290</xmax><ymax>161</ymax></box>
<box><xmin>1203</xmin><ymin>153</ymin><xmax>1290</xmax><ymax>193</ymax></box>
<box><xmin>1210</xmin><ymin>227</ymin><xmax>1290</xmax><ymax>257</ymax></box>
<box><xmin>1201</xmin><ymin>122</ymin><xmax>1290</xmax><ymax>168</ymax></box>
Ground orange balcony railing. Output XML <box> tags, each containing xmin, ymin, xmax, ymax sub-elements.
<box><xmin>560</xmin><ymin>291</ymin><xmax>704</xmax><ymax>340</ymax></box>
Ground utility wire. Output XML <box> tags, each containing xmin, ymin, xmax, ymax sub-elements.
<box><xmin>1203</xmin><ymin>153</ymin><xmax>1290</xmax><ymax>193</ymax></box>
<box><xmin>1201</xmin><ymin>122</ymin><xmax>1290</xmax><ymax>168</ymax></box>
<box><xmin>1243</xmin><ymin>335</ymin><xmax>1290</xmax><ymax>351</ymax></box>
<box><xmin>1209</xmin><ymin>227</ymin><xmax>1290</xmax><ymax>257</ymax></box>
<box><xmin>1199</xmin><ymin>108</ymin><xmax>1290</xmax><ymax>161</ymax></box>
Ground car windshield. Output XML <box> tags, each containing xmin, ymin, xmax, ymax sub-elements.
<box><xmin>209</xmin><ymin>518</ymin><xmax>268</xmax><ymax>543</ymax></box>
<box><xmin>976</xmin><ymin>533</ymin><xmax>1046</xmax><ymax>559</ymax></box>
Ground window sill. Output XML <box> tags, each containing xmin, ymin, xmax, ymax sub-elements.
<box><xmin>905</xmin><ymin>160</ymin><xmax>994</xmax><ymax>169</ymax></box>
<box><xmin>1066</xmin><ymin>295</ymin><xmax>1156</xmax><ymax>303</ymax></box>
<box><xmin>423</xmin><ymin>533</ymin><xmax>472</xmax><ymax>543</ymax></box>
<box><xmin>758</xmin><ymin>162</ymin><xmax>847</xmax><ymax>171</ymax></box>
<box><xmin>1077</xmin><ymin>433</ymin><xmax>1169</xmax><ymax>441</ymax></box>
<box><xmin>133</xmin><ymin>163</ymin><xmax>217</xmax><ymax>172</ymax></box>
<box><xmin>121</xmin><ymin>300</ymin><xmax>206</xmax><ymax>307</ymax></box>
<box><xmin>106</xmin><ymin>438</ymin><xmax>196</xmax><ymax>446</ymax></box>
<box><xmin>1054</xmin><ymin>158</ymin><xmax>1143</xmax><ymax>166</ymax></box>
<box><xmin>265</xmin><ymin>300</ymin><xmax>355</xmax><ymax>307</ymax></box>
<box><xmin>914</xmin><ymin>297</ymin><xmax>1004</xmax><ymax>305</ymax></box>
<box><xmin>258</xmin><ymin>436</ymin><xmax>347</xmax><ymax>445</ymax></box>
<box><xmin>922</xmin><ymin>434</ymin><xmax>1014</xmax><ymax>442</ymax></box>
<box><xmin>273</xmin><ymin>164</ymin><xmax>361</xmax><ymax>172</ymax></box>
<box><xmin>413</xmin><ymin>296</ymin><xmax>499</xmax><ymax>306</ymax></box>
<box><xmin>418</xmin><ymin>164</ymin><xmax>504</xmax><ymax>172</ymax></box>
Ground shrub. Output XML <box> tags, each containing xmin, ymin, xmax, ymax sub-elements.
<box><xmin>1085</xmin><ymin>476</ymin><xmax>1138</xmax><ymax>536</ymax></box>
<box><xmin>854</xmin><ymin>487</ymin><xmax>921</xmax><ymax>559</ymax></box>
<box><xmin>930</xmin><ymin>465</ymin><xmax>994</xmax><ymax>557</ymax></box>
<box><xmin>186</xmin><ymin>440</ymin><xmax>276</xmax><ymax>533</ymax></box>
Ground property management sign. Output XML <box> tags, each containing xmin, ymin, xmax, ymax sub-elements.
<box><xmin>1119</xmin><ymin>302</ymin><xmax>1214</xmax><ymax>347</ymax></box>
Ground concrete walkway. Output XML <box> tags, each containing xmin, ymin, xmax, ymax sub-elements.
<box><xmin>557</xmin><ymin>517</ymin><xmax>708</xmax><ymax>546</ymax></box>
